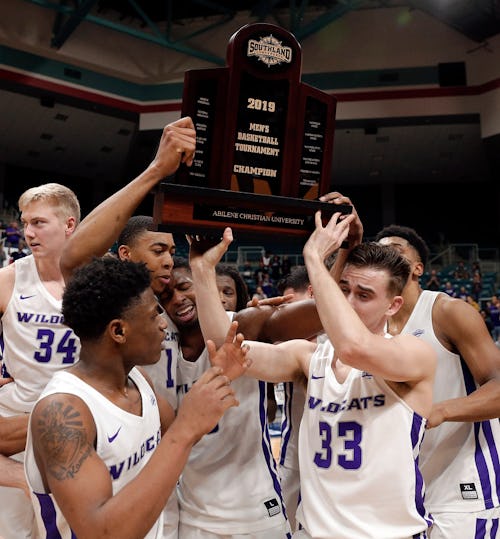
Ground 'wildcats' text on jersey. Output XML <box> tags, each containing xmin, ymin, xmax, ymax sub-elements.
<box><xmin>307</xmin><ymin>393</ymin><xmax>385</xmax><ymax>414</ymax></box>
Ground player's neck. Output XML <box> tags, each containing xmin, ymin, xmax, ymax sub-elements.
<box><xmin>34</xmin><ymin>253</ymin><xmax>63</xmax><ymax>278</ymax></box>
<box><xmin>71</xmin><ymin>353</ymin><xmax>133</xmax><ymax>398</ymax></box>
<box><xmin>35</xmin><ymin>256</ymin><xmax>65</xmax><ymax>299</ymax></box>
<box><xmin>401</xmin><ymin>279</ymin><xmax>423</xmax><ymax>311</ymax></box>
<box><xmin>389</xmin><ymin>283</ymin><xmax>422</xmax><ymax>335</ymax></box>
<box><xmin>178</xmin><ymin>325</ymin><xmax>205</xmax><ymax>362</ymax></box>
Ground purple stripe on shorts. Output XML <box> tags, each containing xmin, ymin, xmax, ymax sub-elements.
<box><xmin>35</xmin><ymin>492</ymin><xmax>63</xmax><ymax>539</ymax></box>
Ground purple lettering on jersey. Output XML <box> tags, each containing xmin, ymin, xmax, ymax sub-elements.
<box><xmin>308</xmin><ymin>394</ymin><xmax>386</xmax><ymax>414</ymax></box>
<box><xmin>17</xmin><ymin>312</ymin><xmax>65</xmax><ymax>324</ymax></box>
<box><xmin>108</xmin><ymin>429</ymin><xmax>160</xmax><ymax>480</ymax></box>
<box><xmin>308</xmin><ymin>396</ymin><xmax>322</xmax><ymax>409</ymax></box>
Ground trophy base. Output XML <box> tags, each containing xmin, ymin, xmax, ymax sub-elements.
<box><xmin>153</xmin><ymin>183</ymin><xmax>352</xmax><ymax>239</ymax></box>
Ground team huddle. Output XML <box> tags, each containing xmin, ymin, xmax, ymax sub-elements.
<box><xmin>0</xmin><ymin>117</ymin><xmax>499</xmax><ymax>539</ymax></box>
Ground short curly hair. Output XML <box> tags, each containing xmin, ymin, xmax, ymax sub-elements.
<box><xmin>374</xmin><ymin>225</ymin><xmax>429</xmax><ymax>267</ymax></box>
<box><xmin>117</xmin><ymin>215</ymin><xmax>156</xmax><ymax>248</ymax></box>
<box><xmin>62</xmin><ymin>257</ymin><xmax>151</xmax><ymax>340</ymax></box>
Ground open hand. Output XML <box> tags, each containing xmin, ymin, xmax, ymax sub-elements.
<box><xmin>207</xmin><ymin>321</ymin><xmax>251</xmax><ymax>381</ymax></box>
<box><xmin>303</xmin><ymin>211</ymin><xmax>355</xmax><ymax>263</ymax></box>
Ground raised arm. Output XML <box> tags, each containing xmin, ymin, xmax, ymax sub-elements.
<box><xmin>189</xmin><ymin>228</ymin><xmax>235</xmax><ymax>346</ymax></box>
<box><xmin>60</xmin><ymin>117</ymin><xmax>196</xmax><ymax>280</ymax></box>
<box><xmin>319</xmin><ymin>191</ymin><xmax>364</xmax><ymax>282</ymax></box>
<box><xmin>189</xmin><ymin>229</ymin><xmax>323</xmax><ymax>345</ymax></box>
<box><xmin>255</xmin><ymin>192</ymin><xmax>363</xmax><ymax>342</ymax></box>
<box><xmin>303</xmin><ymin>211</ymin><xmax>435</xmax><ymax>385</ymax></box>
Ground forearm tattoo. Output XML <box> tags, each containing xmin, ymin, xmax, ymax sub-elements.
<box><xmin>36</xmin><ymin>401</ymin><xmax>92</xmax><ymax>481</ymax></box>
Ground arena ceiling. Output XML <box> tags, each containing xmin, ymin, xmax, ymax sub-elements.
<box><xmin>20</xmin><ymin>0</ymin><xmax>500</xmax><ymax>64</ymax></box>
<box><xmin>0</xmin><ymin>0</ymin><xmax>498</xmax><ymax>207</ymax></box>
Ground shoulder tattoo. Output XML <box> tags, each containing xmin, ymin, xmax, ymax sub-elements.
<box><xmin>36</xmin><ymin>400</ymin><xmax>92</xmax><ymax>481</ymax></box>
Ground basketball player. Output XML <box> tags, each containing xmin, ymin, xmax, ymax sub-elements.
<box><xmin>0</xmin><ymin>182</ymin><xmax>81</xmax><ymax>539</ymax></box>
<box><xmin>372</xmin><ymin>224</ymin><xmax>500</xmax><ymax>539</ymax></box>
<box><xmin>193</xmin><ymin>212</ymin><xmax>437</xmax><ymax>539</ymax></box>
<box><xmin>24</xmin><ymin>256</ymin><xmax>245</xmax><ymax>539</ymax></box>
<box><xmin>59</xmin><ymin>116</ymin><xmax>197</xmax><ymax>537</ymax></box>
<box><xmin>162</xmin><ymin>256</ymin><xmax>292</xmax><ymax>538</ymax></box>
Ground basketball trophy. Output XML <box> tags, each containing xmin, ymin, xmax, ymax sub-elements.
<box><xmin>154</xmin><ymin>22</ymin><xmax>351</xmax><ymax>238</ymax></box>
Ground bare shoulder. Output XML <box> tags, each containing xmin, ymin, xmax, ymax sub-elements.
<box><xmin>433</xmin><ymin>291</ymin><xmax>466</xmax><ymax>313</ymax></box>
<box><xmin>429</xmin><ymin>292</ymin><xmax>498</xmax><ymax>360</ymax></box>
<box><xmin>433</xmin><ymin>291</ymin><xmax>487</xmax><ymax>331</ymax></box>
<box><xmin>32</xmin><ymin>392</ymin><xmax>93</xmax><ymax>428</ymax></box>
<box><xmin>0</xmin><ymin>263</ymin><xmax>16</xmax><ymax>314</ymax></box>
<box><xmin>31</xmin><ymin>394</ymin><xmax>99</xmax><ymax>495</ymax></box>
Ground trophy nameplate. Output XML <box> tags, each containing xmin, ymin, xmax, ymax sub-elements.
<box><xmin>154</xmin><ymin>183</ymin><xmax>351</xmax><ymax>238</ymax></box>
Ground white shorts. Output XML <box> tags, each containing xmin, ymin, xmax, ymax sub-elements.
<box><xmin>429</xmin><ymin>506</ymin><xmax>500</xmax><ymax>539</ymax></box>
<box><xmin>293</xmin><ymin>528</ymin><xmax>428</xmax><ymax>539</ymax></box>
<box><xmin>179</xmin><ymin>521</ymin><xmax>291</xmax><ymax>539</ymax></box>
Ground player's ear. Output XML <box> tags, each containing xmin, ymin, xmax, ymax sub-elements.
<box><xmin>307</xmin><ymin>284</ymin><xmax>314</xmax><ymax>298</ymax></box>
<box><xmin>386</xmin><ymin>296</ymin><xmax>403</xmax><ymax>317</ymax></box>
<box><xmin>413</xmin><ymin>260</ymin><xmax>424</xmax><ymax>278</ymax></box>
<box><xmin>118</xmin><ymin>245</ymin><xmax>131</xmax><ymax>261</ymax></box>
<box><xmin>109</xmin><ymin>320</ymin><xmax>126</xmax><ymax>343</ymax></box>
<box><xmin>65</xmin><ymin>216</ymin><xmax>77</xmax><ymax>236</ymax></box>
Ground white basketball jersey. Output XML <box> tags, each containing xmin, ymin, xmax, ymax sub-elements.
<box><xmin>402</xmin><ymin>290</ymin><xmax>500</xmax><ymax>513</ymax></box>
<box><xmin>25</xmin><ymin>368</ymin><xmax>163</xmax><ymax>539</ymax></box>
<box><xmin>280</xmin><ymin>334</ymin><xmax>327</xmax><ymax>471</ymax></box>
<box><xmin>144</xmin><ymin>313</ymin><xmax>180</xmax><ymax>411</ymax></box>
<box><xmin>176</xmin><ymin>313</ymin><xmax>288</xmax><ymax>535</ymax></box>
<box><xmin>296</xmin><ymin>339</ymin><xmax>432</xmax><ymax>539</ymax></box>
<box><xmin>279</xmin><ymin>381</ymin><xmax>305</xmax><ymax>471</ymax></box>
<box><xmin>0</xmin><ymin>255</ymin><xmax>80</xmax><ymax>414</ymax></box>
<box><xmin>143</xmin><ymin>312</ymin><xmax>181</xmax><ymax>539</ymax></box>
